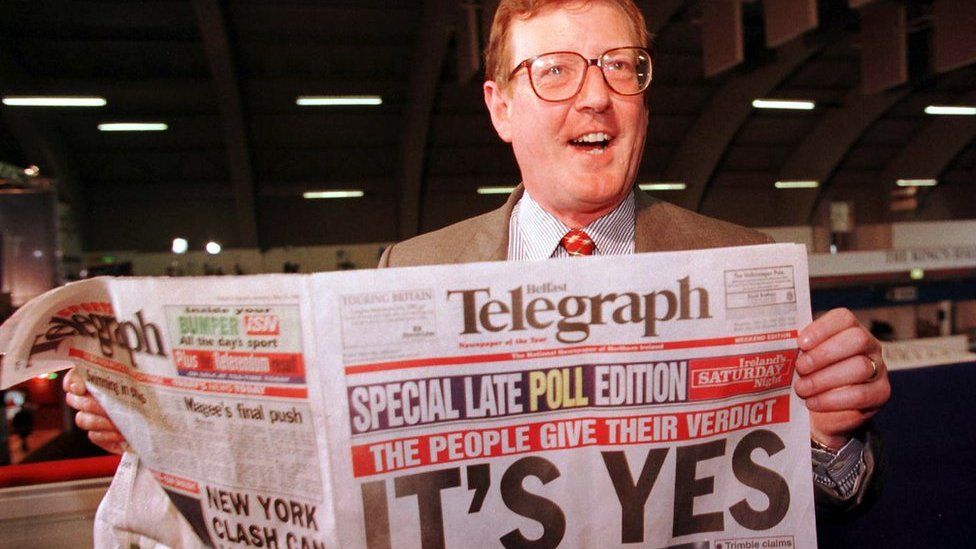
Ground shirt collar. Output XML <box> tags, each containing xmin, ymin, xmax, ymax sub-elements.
<box><xmin>516</xmin><ymin>190</ymin><xmax>636</xmax><ymax>260</ymax></box>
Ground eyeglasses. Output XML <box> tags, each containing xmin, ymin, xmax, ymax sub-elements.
<box><xmin>508</xmin><ymin>47</ymin><xmax>653</xmax><ymax>102</ymax></box>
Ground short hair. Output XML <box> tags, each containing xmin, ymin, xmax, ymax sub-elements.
<box><xmin>484</xmin><ymin>0</ymin><xmax>650</xmax><ymax>85</ymax></box>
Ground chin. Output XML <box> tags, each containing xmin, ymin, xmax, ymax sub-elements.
<box><xmin>584</xmin><ymin>176</ymin><xmax>629</xmax><ymax>197</ymax></box>
<box><xmin>573</xmin><ymin>185</ymin><xmax>628</xmax><ymax>209</ymax></box>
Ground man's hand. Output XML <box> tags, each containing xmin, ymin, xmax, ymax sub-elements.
<box><xmin>63</xmin><ymin>368</ymin><xmax>128</xmax><ymax>455</ymax></box>
<box><xmin>794</xmin><ymin>308</ymin><xmax>891</xmax><ymax>448</ymax></box>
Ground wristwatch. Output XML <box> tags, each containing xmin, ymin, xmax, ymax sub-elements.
<box><xmin>811</xmin><ymin>436</ymin><xmax>866</xmax><ymax>499</ymax></box>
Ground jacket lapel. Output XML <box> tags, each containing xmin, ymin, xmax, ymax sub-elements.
<box><xmin>634</xmin><ymin>189</ymin><xmax>672</xmax><ymax>253</ymax></box>
<box><xmin>451</xmin><ymin>185</ymin><xmax>524</xmax><ymax>263</ymax></box>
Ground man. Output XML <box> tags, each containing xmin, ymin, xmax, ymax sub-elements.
<box><xmin>67</xmin><ymin>0</ymin><xmax>889</xmax><ymax>522</ymax></box>
<box><xmin>381</xmin><ymin>0</ymin><xmax>889</xmax><ymax>510</ymax></box>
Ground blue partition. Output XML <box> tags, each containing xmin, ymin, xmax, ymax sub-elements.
<box><xmin>817</xmin><ymin>361</ymin><xmax>976</xmax><ymax>547</ymax></box>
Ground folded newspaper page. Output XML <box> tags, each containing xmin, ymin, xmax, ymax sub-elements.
<box><xmin>1</xmin><ymin>243</ymin><xmax>816</xmax><ymax>548</ymax></box>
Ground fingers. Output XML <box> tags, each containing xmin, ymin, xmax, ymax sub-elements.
<box><xmin>66</xmin><ymin>391</ymin><xmax>124</xmax><ymax>442</ymax></box>
<box><xmin>74</xmin><ymin>410</ymin><xmax>119</xmax><ymax>433</ymax></box>
<box><xmin>797</xmin><ymin>309</ymin><xmax>892</xmax><ymax>444</ymax></box>
<box><xmin>75</xmin><ymin>410</ymin><xmax>127</xmax><ymax>456</ymax></box>
<box><xmin>63</xmin><ymin>369</ymin><xmax>128</xmax><ymax>455</ymax></box>
<box><xmin>796</xmin><ymin>326</ymin><xmax>880</xmax><ymax>376</ymax></box>
<box><xmin>65</xmin><ymin>391</ymin><xmax>109</xmax><ymax>416</ymax></box>
<box><xmin>89</xmin><ymin>431</ymin><xmax>127</xmax><ymax>456</ymax></box>
<box><xmin>798</xmin><ymin>308</ymin><xmax>861</xmax><ymax>352</ymax></box>
<box><xmin>794</xmin><ymin>354</ymin><xmax>879</xmax><ymax>398</ymax></box>
<box><xmin>63</xmin><ymin>368</ymin><xmax>89</xmax><ymax>396</ymax></box>
<box><xmin>802</xmin><ymin>378</ymin><xmax>891</xmax><ymax>414</ymax></box>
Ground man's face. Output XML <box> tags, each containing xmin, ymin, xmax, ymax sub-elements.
<box><xmin>484</xmin><ymin>1</ymin><xmax>648</xmax><ymax>226</ymax></box>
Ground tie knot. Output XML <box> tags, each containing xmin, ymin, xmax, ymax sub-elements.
<box><xmin>561</xmin><ymin>229</ymin><xmax>596</xmax><ymax>256</ymax></box>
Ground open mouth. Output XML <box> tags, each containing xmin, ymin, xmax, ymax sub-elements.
<box><xmin>569</xmin><ymin>132</ymin><xmax>613</xmax><ymax>154</ymax></box>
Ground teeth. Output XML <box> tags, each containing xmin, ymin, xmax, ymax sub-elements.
<box><xmin>572</xmin><ymin>132</ymin><xmax>611</xmax><ymax>144</ymax></box>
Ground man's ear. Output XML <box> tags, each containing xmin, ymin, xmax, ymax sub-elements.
<box><xmin>483</xmin><ymin>80</ymin><xmax>513</xmax><ymax>143</ymax></box>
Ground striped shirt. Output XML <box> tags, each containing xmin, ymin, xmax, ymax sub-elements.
<box><xmin>507</xmin><ymin>190</ymin><xmax>636</xmax><ymax>260</ymax></box>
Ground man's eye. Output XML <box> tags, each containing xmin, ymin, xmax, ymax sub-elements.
<box><xmin>606</xmin><ymin>59</ymin><xmax>634</xmax><ymax>72</ymax></box>
<box><xmin>545</xmin><ymin>65</ymin><xmax>565</xmax><ymax>76</ymax></box>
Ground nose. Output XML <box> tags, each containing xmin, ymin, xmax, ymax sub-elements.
<box><xmin>574</xmin><ymin>64</ymin><xmax>612</xmax><ymax>112</ymax></box>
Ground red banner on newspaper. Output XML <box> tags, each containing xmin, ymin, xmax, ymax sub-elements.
<box><xmin>68</xmin><ymin>348</ymin><xmax>307</xmax><ymax>399</ymax></box>
<box><xmin>350</xmin><ymin>394</ymin><xmax>789</xmax><ymax>477</ymax></box>
<box><xmin>150</xmin><ymin>470</ymin><xmax>200</xmax><ymax>495</ymax></box>
<box><xmin>688</xmin><ymin>350</ymin><xmax>797</xmax><ymax>400</ymax></box>
<box><xmin>174</xmin><ymin>348</ymin><xmax>306</xmax><ymax>384</ymax></box>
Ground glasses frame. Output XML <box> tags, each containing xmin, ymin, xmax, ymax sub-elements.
<box><xmin>508</xmin><ymin>46</ymin><xmax>653</xmax><ymax>103</ymax></box>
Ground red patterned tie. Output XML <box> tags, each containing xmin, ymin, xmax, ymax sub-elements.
<box><xmin>560</xmin><ymin>229</ymin><xmax>596</xmax><ymax>256</ymax></box>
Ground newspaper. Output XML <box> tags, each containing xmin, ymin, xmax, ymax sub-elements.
<box><xmin>0</xmin><ymin>243</ymin><xmax>816</xmax><ymax>548</ymax></box>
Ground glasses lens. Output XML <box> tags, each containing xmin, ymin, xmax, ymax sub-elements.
<box><xmin>601</xmin><ymin>47</ymin><xmax>652</xmax><ymax>95</ymax></box>
<box><xmin>529</xmin><ymin>53</ymin><xmax>586</xmax><ymax>101</ymax></box>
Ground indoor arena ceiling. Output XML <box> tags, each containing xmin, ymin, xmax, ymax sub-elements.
<box><xmin>0</xmin><ymin>0</ymin><xmax>974</xmax><ymax>252</ymax></box>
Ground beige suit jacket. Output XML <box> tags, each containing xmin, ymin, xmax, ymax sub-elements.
<box><xmin>379</xmin><ymin>186</ymin><xmax>879</xmax><ymax>512</ymax></box>
<box><xmin>380</xmin><ymin>186</ymin><xmax>772</xmax><ymax>267</ymax></box>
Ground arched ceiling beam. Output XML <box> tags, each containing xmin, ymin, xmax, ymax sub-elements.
<box><xmin>663</xmin><ymin>37</ymin><xmax>830</xmax><ymax>212</ymax></box>
<box><xmin>457</xmin><ymin>3</ymin><xmax>480</xmax><ymax>83</ymax></box>
<box><xmin>395</xmin><ymin>0</ymin><xmax>453</xmax><ymax>239</ymax></box>
<box><xmin>780</xmin><ymin>87</ymin><xmax>909</xmax><ymax>223</ymax></box>
<box><xmin>191</xmin><ymin>0</ymin><xmax>259</xmax><ymax>248</ymax></box>
<box><xmin>480</xmin><ymin>0</ymin><xmax>499</xmax><ymax>47</ymax></box>
<box><xmin>878</xmin><ymin>89</ymin><xmax>976</xmax><ymax>214</ymax></box>
<box><xmin>647</xmin><ymin>0</ymin><xmax>688</xmax><ymax>33</ymax></box>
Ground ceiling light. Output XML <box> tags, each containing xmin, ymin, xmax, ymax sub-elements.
<box><xmin>752</xmin><ymin>99</ymin><xmax>815</xmax><ymax>111</ymax></box>
<box><xmin>296</xmin><ymin>95</ymin><xmax>382</xmax><ymax>106</ymax></box>
<box><xmin>303</xmin><ymin>190</ymin><xmax>364</xmax><ymax>199</ymax></box>
<box><xmin>2</xmin><ymin>96</ymin><xmax>107</xmax><ymax>107</ymax></box>
<box><xmin>924</xmin><ymin>105</ymin><xmax>976</xmax><ymax>116</ymax></box>
<box><xmin>477</xmin><ymin>186</ymin><xmax>517</xmax><ymax>195</ymax></box>
<box><xmin>638</xmin><ymin>182</ymin><xmax>687</xmax><ymax>191</ymax></box>
<box><xmin>98</xmin><ymin>122</ymin><xmax>168</xmax><ymax>132</ymax></box>
<box><xmin>896</xmin><ymin>179</ymin><xmax>938</xmax><ymax>187</ymax></box>
<box><xmin>205</xmin><ymin>241</ymin><xmax>222</xmax><ymax>255</ymax></box>
<box><xmin>172</xmin><ymin>238</ymin><xmax>188</xmax><ymax>254</ymax></box>
<box><xmin>774</xmin><ymin>180</ymin><xmax>819</xmax><ymax>189</ymax></box>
